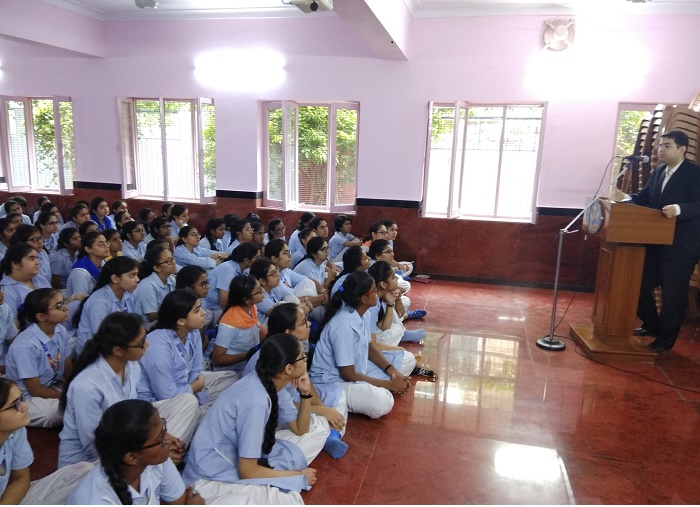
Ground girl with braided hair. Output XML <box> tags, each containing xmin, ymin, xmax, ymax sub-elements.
<box><xmin>59</xmin><ymin>313</ymin><xmax>198</xmax><ymax>469</ymax></box>
<box><xmin>182</xmin><ymin>333</ymin><xmax>314</xmax><ymax>504</ymax></box>
<box><xmin>67</xmin><ymin>399</ymin><xmax>204</xmax><ymax>505</ymax></box>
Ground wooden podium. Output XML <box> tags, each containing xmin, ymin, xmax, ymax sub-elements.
<box><xmin>570</xmin><ymin>198</ymin><xmax>676</xmax><ymax>362</ymax></box>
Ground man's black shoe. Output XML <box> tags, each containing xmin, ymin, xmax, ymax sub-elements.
<box><xmin>633</xmin><ymin>327</ymin><xmax>654</xmax><ymax>337</ymax></box>
<box><xmin>649</xmin><ymin>340</ymin><xmax>672</xmax><ymax>353</ymax></box>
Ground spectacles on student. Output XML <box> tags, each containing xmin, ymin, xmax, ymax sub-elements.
<box><xmin>139</xmin><ymin>418</ymin><xmax>168</xmax><ymax>449</ymax></box>
<box><xmin>265</xmin><ymin>269</ymin><xmax>280</xmax><ymax>278</ymax></box>
<box><xmin>297</xmin><ymin>316</ymin><xmax>311</xmax><ymax>328</ymax></box>
<box><xmin>28</xmin><ymin>236</ymin><xmax>42</xmax><ymax>244</ymax></box>
<box><xmin>95</xmin><ymin>241</ymin><xmax>110</xmax><ymax>248</ymax></box>
<box><xmin>282</xmin><ymin>250</ymin><xmax>292</xmax><ymax>257</ymax></box>
<box><xmin>123</xmin><ymin>339</ymin><xmax>147</xmax><ymax>349</ymax></box>
<box><xmin>188</xmin><ymin>231</ymin><xmax>201</xmax><ymax>237</ymax></box>
<box><xmin>157</xmin><ymin>257</ymin><xmax>176</xmax><ymax>265</ymax></box>
<box><xmin>194</xmin><ymin>280</ymin><xmax>210</xmax><ymax>289</ymax></box>
<box><xmin>381</xmin><ymin>249</ymin><xmax>393</xmax><ymax>255</ymax></box>
<box><xmin>49</xmin><ymin>301</ymin><xmax>68</xmax><ymax>312</ymax></box>
<box><xmin>0</xmin><ymin>395</ymin><xmax>24</xmax><ymax>412</ymax></box>
<box><xmin>291</xmin><ymin>354</ymin><xmax>307</xmax><ymax>364</ymax></box>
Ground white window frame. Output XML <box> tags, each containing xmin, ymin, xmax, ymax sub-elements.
<box><xmin>0</xmin><ymin>95</ymin><xmax>74</xmax><ymax>195</ymax></box>
<box><xmin>422</xmin><ymin>101</ymin><xmax>546</xmax><ymax>223</ymax></box>
<box><xmin>118</xmin><ymin>97</ymin><xmax>215</xmax><ymax>204</ymax></box>
<box><xmin>262</xmin><ymin>100</ymin><xmax>359</xmax><ymax>212</ymax></box>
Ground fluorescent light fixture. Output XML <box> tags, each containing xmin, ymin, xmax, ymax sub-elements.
<box><xmin>194</xmin><ymin>49</ymin><xmax>286</xmax><ymax>92</ymax></box>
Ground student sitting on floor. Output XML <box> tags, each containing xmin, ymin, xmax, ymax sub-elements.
<box><xmin>133</xmin><ymin>243</ymin><xmax>176</xmax><ymax>330</ymax></box>
<box><xmin>328</xmin><ymin>214</ymin><xmax>362</xmax><ymax>262</ymax></box>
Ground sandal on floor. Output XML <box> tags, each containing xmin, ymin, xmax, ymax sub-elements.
<box><xmin>405</xmin><ymin>309</ymin><xmax>427</xmax><ymax>320</ymax></box>
<box><xmin>411</xmin><ymin>366</ymin><xmax>438</xmax><ymax>381</ymax></box>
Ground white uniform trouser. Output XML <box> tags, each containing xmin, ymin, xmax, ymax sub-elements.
<box><xmin>28</xmin><ymin>397</ymin><xmax>62</xmax><ymax>428</ymax></box>
<box><xmin>153</xmin><ymin>392</ymin><xmax>200</xmax><ymax>445</ymax></box>
<box><xmin>195</xmin><ymin>371</ymin><xmax>239</xmax><ymax>423</ymax></box>
<box><xmin>283</xmin><ymin>278</ymin><xmax>325</xmax><ymax>321</ymax></box>
<box><xmin>397</xmin><ymin>350</ymin><xmax>417</xmax><ymax>376</ymax></box>
<box><xmin>192</xmin><ymin>478</ymin><xmax>303</xmax><ymax>505</ymax></box>
<box><xmin>397</xmin><ymin>274</ymin><xmax>411</xmax><ymax>311</ymax></box>
<box><xmin>276</xmin><ymin>413</ymin><xmax>330</xmax><ymax>465</ymax></box>
<box><xmin>335</xmin><ymin>389</ymin><xmax>349</xmax><ymax>437</ymax></box>
<box><xmin>341</xmin><ymin>381</ymin><xmax>394</xmax><ymax>419</ymax></box>
<box><xmin>375</xmin><ymin>311</ymin><xmax>406</xmax><ymax>347</ymax></box>
<box><xmin>21</xmin><ymin>460</ymin><xmax>97</xmax><ymax>505</ymax></box>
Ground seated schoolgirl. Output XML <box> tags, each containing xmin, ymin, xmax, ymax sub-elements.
<box><xmin>290</xmin><ymin>227</ymin><xmax>316</xmax><ymax>269</ymax></box>
<box><xmin>0</xmin><ymin>287</ymin><xmax>19</xmax><ymax>375</ymax></box>
<box><xmin>265</xmin><ymin>239</ymin><xmax>327</xmax><ymax>318</ymax></box>
<box><xmin>224</xmin><ymin>218</ymin><xmax>254</xmax><ymax>255</ymax></box>
<box><xmin>220</xmin><ymin>213</ymin><xmax>240</xmax><ymax>252</ymax></box>
<box><xmin>162</xmin><ymin>201</ymin><xmax>174</xmax><ymax>219</ymax></box>
<box><xmin>138</xmin><ymin>207</ymin><xmax>156</xmax><ymax>232</ymax></box>
<box><xmin>49</xmin><ymin>227</ymin><xmax>80</xmax><ymax>289</ymax></box>
<box><xmin>199</xmin><ymin>217</ymin><xmax>226</xmax><ymax>252</ymax></box>
<box><xmin>74</xmin><ymin>256</ymin><xmax>139</xmax><ymax>356</ymax></box>
<box><xmin>0</xmin><ymin>244</ymin><xmax>51</xmax><ymax>320</ymax></box>
<box><xmin>251</xmin><ymin>257</ymin><xmax>286</xmax><ymax>327</ymax></box>
<box><xmin>0</xmin><ymin>378</ymin><xmax>95</xmax><ymax>505</ymax></box>
<box><xmin>67</xmin><ymin>399</ymin><xmax>205</xmax><ymax>505</ymax></box>
<box><xmin>5</xmin><ymin>288</ymin><xmax>72</xmax><ymax>428</ymax></box>
<box><xmin>137</xmin><ymin>290</ymin><xmax>237</xmax><ymax>418</ymax></box>
<box><xmin>174</xmin><ymin>225</ymin><xmax>227</xmax><ymax>271</ymax></box>
<box><xmin>103</xmin><ymin>228</ymin><xmax>123</xmax><ymax>261</ymax></box>
<box><xmin>78</xmin><ymin>219</ymin><xmax>99</xmax><ymax>236</ymax></box>
<box><xmin>265</xmin><ymin>218</ymin><xmax>286</xmax><ymax>245</ymax></box>
<box><xmin>133</xmin><ymin>243</ymin><xmax>177</xmax><ymax>329</ymax></box>
<box><xmin>211</xmin><ymin>274</ymin><xmax>265</xmax><ymax>375</ymax></box>
<box><xmin>309</xmin><ymin>216</ymin><xmax>329</xmax><ymax>240</ymax></box>
<box><xmin>59</xmin><ymin>202</ymin><xmax>90</xmax><ymax>233</ymax></box>
<box><xmin>34</xmin><ymin>210</ymin><xmax>60</xmax><ymax>253</ymax></box>
<box><xmin>205</xmin><ymin>242</ymin><xmax>261</xmax><ymax>321</ymax></box>
<box><xmin>382</xmin><ymin>218</ymin><xmax>414</xmax><ymax>275</ymax></box>
<box><xmin>13</xmin><ymin>224</ymin><xmax>52</xmax><ymax>283</ymax></box>
<box><xmin>293</xmin><ymin>236</ymin><xmax>341</xmax><ymax>292</ymax></box>
<box><xmin>244</xmin><ymin>303</ymin><xmax>348</xmax><ymax>460</ymax></box>
<box><xmin>89</xmin><ymin>196</ymin><xmax>115</xmax><ymax>232</ymax></box>
<box><xmin>328</xmin><ymin>245</ymin><xmax>372</xmax><ymax>298</ymax></box>
<box><xmin>144</xmin><ymin>216</ymin><xmax>175</xmax><ymax>252</ymax></box>
<box><xmin>328</xmin><ymin>214</ymin><xmax>361</xmax><ymax>262</ymax></box>
<box><xmin>59</xmin><ymin>314</ymin><xmax>198</xmax><ymax>469</ymax></box>
<box><xmin>66</xmin><ymin>231</ymin><xmax>111</xmax><ymax>296</ymax></box>
<box><xmin>288</xmin><ymin>212</ymin><xmax>315</xmax><ymax>256</ymax></box>
<box><xmin>182</xmin><ymin>333</ymin><xmax>316</xmax><ymax>505</ymax></box>
<box><xmin>361</xmin><ymin>220</ymin><xmax>389</xmax><ymax>249</ymax></box>
<box><xmin>168</xmin><ymin>204</ymin><xmax>189</xmax><ymax>239</ymax></box>
<box><xmin>308</xmin><ymin>271</ymin><xmax>411</xmax><ymax>419</ymax></box>
<box><xmin>251</xmin><ymin>220</ymin><xmax>266</xmax><ymax>244</ymax></box>
<box><xmin>120</xmin><ymin>220</ymin><xmax>147</xmax><ymax>261</ymax></box>
<box><xmin>176</xmin><ymin>265</ymin><xmax>216</xmax><ymax>330</ymax></box>
<box><xmin>0</xmin><ymin>218</ymin><xmax>15</xmax><ymax>263</ymax></box>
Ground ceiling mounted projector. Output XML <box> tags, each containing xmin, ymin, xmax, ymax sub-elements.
<box><xmin>288</xmin><ymin>0</ymin><xmax>333</xmax><ymax>14</ymax></box>
<box><xmin>135</xmin><ymin>0</ymin><xmax>158</xmax><ymax>8</ymax></box>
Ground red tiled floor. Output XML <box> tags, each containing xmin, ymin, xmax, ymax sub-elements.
<box><xmin>28</xmin><ymin>280</ymin><xmax>700</xmax><ymax>504</ymax></box>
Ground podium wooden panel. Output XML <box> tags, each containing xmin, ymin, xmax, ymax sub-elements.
<box><xmin>571</xmin><ymin>199</ymin><xmax>676</xmax><ymax>362</ymax></box>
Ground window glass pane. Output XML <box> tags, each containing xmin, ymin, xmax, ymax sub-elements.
<box><xmin>7</xmin><ymin>100</ymin><xmax>31</xmax><ymax>187</ymax></box>
<box><xmin>335</xmin><ymin>108</ymin><xmax>357</xmax><ymax>206</ymax></box>
<box><xmin>135</xmin><ymin>100</ymin><xmax>164</xmax><ymax>198</ymax></box>
<box><xmin>32</xmin><ymin>99</ymin><xmax>59</xmax><ymax>190</ymax></box>
<box><xmin>425</xmin><ymin>105</ymin><xmax>456</xmax><ymax>216</ymax></box>
<box><xmin>120</xmin><ymin>101</ymin><xmax>137</xmax><ymax>191</ymax></box>
<box><xmin>298</xmin><ymin>106</ymin><xmax>328</xmax><ymax>207</ymax></box>
<box><xmin>201</xmin><ymin>102</ymin><xmax>216</xmax><ymax>198</ymax></box>
<box><xmin>284</xmin><ymin>105</ymin><xmax>298</xmax><ymax>206</ymax></box>
<box><xmin>164</xmin><ymin>101</ymin><xmax>195</xmax><ymax>201</ymax></box>
<box><xmin>267</xmin><ymin>107</ymin><xmax>282</xmax><ymax>200</ymax></box>
<box><xmin>59</xmin><ymin>100</ymin><xmax>75</xmax><ymax>190</ymax></box>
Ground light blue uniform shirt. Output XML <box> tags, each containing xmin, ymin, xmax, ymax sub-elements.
<box><xmin>328</xmin><ymin>231</ymin><xmax>357</xmax><ymax>262</ymax></box>
<box><xmin>309</xmin><ymin>304</ymin><xmax>372</xmax><ymax>386</ymax></box>
<box><xmin>288</xmin><ymin>229</ymin><xmax>302</xmax><ymax>255</ymax></box>
<box><xmin>255</xmin><ymin>289</ymin><xmax>280</xmax><ymax>323</ymax></box>
<box><xmin>271</xmin><ymin>268</ymin><xmax>307</xmax><ymax>301</ymax></box>
<box><xmin>137</xmin><ymin>329</ymin><xmax>203</xmax><ymax>403</ymax></box>
<box><xmin>213</xmin><ymin>319</ymin><xmax>260</xmax><ymax>375</ymax></box>
<box><xmin>293</xmin><ymin>258</ymin><xmax>326</xmax><ymax>285</ymax></box>
<box><xmin>5</xmin><ymin>323</ymin><xmax>71</xmax><ymax>398</ymax></box>
<box><xmin>68</xmin><ymin>458</ymin><xmax>184</xmax><ymax>505</ymax></box>
<box><xmin>174</xmin><ymin>244</ymin><xmax>216</xmax><ymax>270</ymax></box>
<box><xmin>224</xmin><ymin>238</ymin><xmax>241</xmax><ymax>255</ymax></box>
<box><xmin>0</xmin><ymin>427</ymin><xmax>34</xmax><ymax>497</ymax></box>
<box><xmin>182</xmin><ymin>373</ymin><xmax>308</xmax><ymax>492</ymax></box>
<box><xmin>121</xmin><ymin>240</ymin><xmax>146</xmax><ymax>261</ymax></box>
<box><xmin>133</xmin><ymin>273</ymin><xmax>175</xmax><ymax>326</ymax></box>
<box><xmin>290</xmin><ymin>247</ymin><xmax>306</xmax><ymax>269</ymax></box>
<box><xmin>76</xmin><ymin>285</ymin><xmax>136</xmax><ymax>356</ymax></box>
<box><xmin>0</xmin><ymin>275</ymin><xmax>51</xmax><ymax>319</ymax></box>
<box><xmin>37</xmin><ymin>249</ymin><xmax>52</xmax><ymax>282</ymax></box>
<box><xmin>0</xmin><ymin>303</ymin><xmax>18</xmax><ymax>367</ymax></box>
<box><xmin>58</xmin><ymin>357</ymin><xmax>140</xmax><ymax>467</ymax></box>
<box><xmin>0</xmin><ymin>242</ymin><xmax>7</xmax><ymax>263</ymax></box>
<box><xmin>50</xmin><ymin>248</ymin><xmax>77</xmax><ymax>287</ymax></box>
<box><xmin>199</xmin><ymin>237</ymin><xmax>223</xmax><ymax>252</ymax></box>
<box><xmin>170</xmin><ymin>220</ymin><xmax>185</xmax><ymax>239</ymax></box>
<box><xmin>205</xmin><ymin>261</ymin><xmax>242</xmax><ymax>311</ymax></box>
<box><xmin>66</xmin><ymin>268</ymin><xmax>97</xmax><ymax>296</ymax></box>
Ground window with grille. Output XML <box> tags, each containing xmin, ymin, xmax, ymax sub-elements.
<box><xmin>262</xmin><ymin>101</ymin><xmax>358</xmax><ymax>212</ymax></box>
<box><xmin>119</xmin><ymin>98</ymin><xmax>216</xmax><ymax>203</ymax></box>
<box><xmin>423</xmin><ymin>102</ymin><xmax>545</xmax><ymax>222</ymax></box>
<box><xmin>0</xmin><ymin>96</ymin><xmax>75</xmax><ymax>194</ymax></box>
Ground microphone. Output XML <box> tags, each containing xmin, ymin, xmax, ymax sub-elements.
<box><xmin>621</xmin><ymin>155</ymin><xmax>650</xmax><ymax>163</ymax></box>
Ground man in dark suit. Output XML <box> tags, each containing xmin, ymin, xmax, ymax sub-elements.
<box><xmin>621</xmin><ymin>130</ymin><xmax>700</xmax><ymax>352</ymax></box>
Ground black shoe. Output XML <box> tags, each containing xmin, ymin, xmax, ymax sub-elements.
<box><xmin>649</xmin><ymin>340</ymin><xmax>672</xmax><ymax>353</ymax></box>
<box><xmin>634</xmin><ymin>327</ymin><xmax>655</xmax><ymax>337</ymax></box>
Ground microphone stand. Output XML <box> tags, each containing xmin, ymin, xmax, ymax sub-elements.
<box><xmin>537</xmin><ymin>159</ymin><xmax>635</xmax><ymax>351</ymax></box>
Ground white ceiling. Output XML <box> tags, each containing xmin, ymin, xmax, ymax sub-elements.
<box><xmin>37</xmin><ymin>0</ymin><xmax>700</xmax><ymax>21</ymax></box>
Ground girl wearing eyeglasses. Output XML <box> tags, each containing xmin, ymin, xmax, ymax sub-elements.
<box><xmin>67</xmin><ymin>399</ymin><xmax>205</xmax><ymax>505</ymax></box>
<box><xmin>59</xmin><ymin>313</ymin><xmax>198</xmax><ymax>469</ymax></box>
<box><xmin>309</xmin><ymin>271</ymin><xmax>411</xmax><ymax>419</ymax></box>
<box><xmin>251</xmin><ymin>257</ymin><xmax>284</xmax><ymax>327</ymax></box>
<box><xmin>293</xmin><ymin>236</ymin><xmax>340</xmax><ymax>292</ymax></box>
<box><xmin>34</xmin><ymin>210</ymin><xmax>60</xmax><ymax>254</ymax></box>
<box><xmin>13</xmin><ymin>224</ymin><xmax>52</xmax><ymax>284</ymax></box>
<box><xmin>183</xmin><ymin>333</ymin><xmax>314</xmax><ymax>504</ymax></box>
<box><xmin>211</xmin><ymin>275</ymin><xmax>265</xmax><ymax>376</ymax></box>
<box><xmin>175</xmin><ymin>226</ymin><xmax>227</xmax><ymax>271</ymax></box>
<box><xmin>66</xmin><ymin>231</ymin><xmax>111</xmax><ymax>297</ymax></box>
<box><xmin>244</xmin><ymin>303</ymin><xmax>348</xmax><ymax>461</ymax></box>
<box><xmin>5</xmin><ymin>288</ymin><xmax>72</xmax><ymax>428</ymax></box>
<box><xmin>137</xmin><ymin>290</ymin><xmax>237</xmax><ymax>419</ymax></box>
<box><xmin>120</xmin><ymin>220</ymin><xmax>147</xmax><ymax>262</ymax></box>
<box><xmin>133</xmin><ymin>244</ymin><xmax>177</xmax><ymax>329</ymax></box>
<box><xmin>0</xmin><ymin>244</ymin><xmax>51</xmax><ymax>321</ymax></box>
